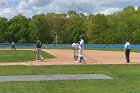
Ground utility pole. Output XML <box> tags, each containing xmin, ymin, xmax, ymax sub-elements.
<box><xmin>56</xmin><ymin>34</ymin><xmax>58</xmax><ymax>45</ymax></box>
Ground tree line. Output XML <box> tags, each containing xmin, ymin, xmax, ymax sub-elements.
<box><xmin>0</xmin><ymin>6</ymin><xmax>140</xmax><ymax>44</ymax></box>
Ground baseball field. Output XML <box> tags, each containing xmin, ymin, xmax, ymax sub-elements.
<box><xmin>0</xmin><ymin>48</ymin><xmax>140</xmax><ymax>93</ymax></box>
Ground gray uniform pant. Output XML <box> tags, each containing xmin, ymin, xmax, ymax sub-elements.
<box><xmin>74</xmin><ymin>49</ymin><xmax>79</xmax><ymax>61</ymax></box>
<box><xmin>36</xmin><ymin>48</ymin><xmax>43</xmax><ymax>60</ymax></box>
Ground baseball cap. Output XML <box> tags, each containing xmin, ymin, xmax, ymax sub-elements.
<box><xmin>80</xmin><ymin>36</ymin><xmax>84</xmax><ymax>39</ymax></box>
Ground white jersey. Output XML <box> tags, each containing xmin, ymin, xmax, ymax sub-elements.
<box><xmin>12</xmin><ymin>42</ymin><xmax>15</xmax><ymax>45</ymax></box>
<box><xmin>124</xmin><ymin>42</ymin><xmax>131</xmax><ymax>49</ymax></box>
<box><xmin>72</xmin><ymin>43</ymin><xmax>79</xmax><ymax>50</ymax></box>
<box><xmin>79</xmin><ymin>39</ymin><xmax>84</xmax><ymax>49</ymax></box>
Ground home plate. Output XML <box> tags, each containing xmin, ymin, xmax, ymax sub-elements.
<box><xmin>0</xmin><ymin>74</ymin><xmax>112</xmax><ymax>82</ymax></box>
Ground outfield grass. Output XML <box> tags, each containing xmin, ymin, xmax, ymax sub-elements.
<box><xmin>0</xmin><ymin>50</ymin><xmax>55</xmax><ymax>62</ymax></box>
<box><xmin>0</xmin><ymin>65</ymin><xmax>140</xmax><ymax>93</ymax></box>
<box><xmin>0</xmin><ymin>48</ymin><xmax>140</xmax><ymax>93</ymax></box>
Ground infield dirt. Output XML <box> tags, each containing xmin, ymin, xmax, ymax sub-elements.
<box><xmin>0</xmin><ymin>49</ymin><xmax>140</xmax><ymax>66</ymax></box>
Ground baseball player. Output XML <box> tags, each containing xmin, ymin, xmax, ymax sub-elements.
<box><xmin>35</xmin><ymin>37</ymin><xmax>44</xmax><ymax>62</ymax></box>
<box><xmin>46</xmin><ymin>42</ymin><xmax>49</xmax><ymax>50</ymax></box>
<box><xmin>124</xmin><ymin>40</ymin><xmax>131</xmax><ymax>63</ymax></box>
<box><xmin>79</xmin><ymin>36</ymin><xmax>85</xmax><ymax>63</ymax></box>
<box><xmin>79</xmin><ymin>36</ymin><xmax>84</xmax><ymax>55</ymax></box>
<box><xmin>79</xmin><ymin>53</ymin><xmax>85</xmax><ymax>63</ymax></box>
<box><xmin>72</xmin><ymin>39</ymin><xmax>79</xmax><ymax>61</ymax></box>
<box><xmin>11</xmin><ymin>41</ymin><xmax>16</xmax><ymax>50</ymax></box>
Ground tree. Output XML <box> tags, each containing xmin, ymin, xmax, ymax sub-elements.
<box><xmin>29</xmin><ymin>14</ymin><xmax>50</xmax><ymax>43</ymax></box>
<box><xmin>0</xmin><ymin>17</ymin><xmax>8</xmax><ymax>42</ymax></box>
<box><xmin>46</xmin><ymin>13</ymin><xmax>66</xmax><ymax>44</ymax></box>
<box><xmin>64</xmin><ymin>11</ymin><xmax>86</xmax><ymax>43</ymax></box>
<box><xmin>85</xmin><ymin>14</ymin><xmax>108</xmax><ymax>43</ymax></box>
<box><xmin>7</xmin><ymin>14</ymin><xmax>29</xmax><ymax>42</ymax></box>
<box><xmin>0</xmin><ymin>5</ymin><xmax>140</xmax><ymax>44</ymax></box>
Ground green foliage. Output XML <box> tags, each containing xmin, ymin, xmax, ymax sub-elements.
<box><xmin>29</xmin><ymin>14</ymin><xmax>50</xmax><ymax>43</ymax></box>
<box><xmin>0</xmin><ymin>6</ymin><xmax>140</xmax><ymax>44</ymax></box>
<box><xmin>0</xmin><ymin>17</ymin><xmax>8</xmax><ymax>42</ymax></box>
<box><xmin>65</xmin><ymin>11</ymin><xmax>85</xmax><ymax>43</ymax></box>
<box><xmin>45</xmin><ymin>13</ymin><xmax>66</xmax><ymax>43</ymax></box>
<box><xmin>7</xmin><ymin>14</ymin><xmax>29</xmax><ymax>43</ymax></box>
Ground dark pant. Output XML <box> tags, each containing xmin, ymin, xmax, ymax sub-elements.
<box><xmin>125</xmin><ymin>49</ymin><xmax>130</xmax><ymax>63</ymax></box>
<box><xmin>11</xmin><ymin>45</ymin><xmax>16</xmax><ymax>50</ymax></box>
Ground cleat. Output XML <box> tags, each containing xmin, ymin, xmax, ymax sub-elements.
<box><xmin>41</xmin><ymin>59</ymin><xmax>44</xmax><ymax>62</ymax></box>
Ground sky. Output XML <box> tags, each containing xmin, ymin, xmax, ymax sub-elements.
<box><xmin>0</xmin><ymin>0</ymin><xmax>140</xmax><ymax>19</ymax></box>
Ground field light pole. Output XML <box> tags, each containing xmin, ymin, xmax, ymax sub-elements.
<box><xmin>56</xmin><ymin>34</ymin><xmax>58</xmax><ymax>46</ymax></box>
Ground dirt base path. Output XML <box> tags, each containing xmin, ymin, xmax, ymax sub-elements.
<box><xmin>0</xmin><ymin>49</ymin><xmax>140</xmax><ymax>66</ymax></box>
<box><xmin>45</xmin><ymin>49</ymin><xmax>140</xmax><ymax>64</ymax></box>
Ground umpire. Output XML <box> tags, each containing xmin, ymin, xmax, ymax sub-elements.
<box><xmin>124</xmin><ymin>40</ymin><xmax>131</xmax><ymax>63</ymax></box>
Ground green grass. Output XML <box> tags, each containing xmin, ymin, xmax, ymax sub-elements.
<box><xmin>0</xmin><ymin>48</ymin><xmax>140</xmax><ymax>93</ymax></box>
<box><xmin>0</xmin><ymin>65</ymin><xmax>140</xmax><ymax>93</ymax></box>
<box><xmin>0</xmin><ymin>50</ymin><xmax>55</xmax><ymax>62</ymax></box>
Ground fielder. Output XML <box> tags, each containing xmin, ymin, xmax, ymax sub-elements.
<box><xmin>72</xmin><ymin>39</ymin><xmax>79</xmax><ymax>61</ymax></box>
<box><xmin>79</xmin><ymin>36</ymin><xmax>85</xmax><ymax>63</ymax></box>
<box><xmin>11</xmin><ymin>41</ymin><xmax>16</xmax><ymax>50</ymax></box>
<box><xmin>35</xmin><ymin>37</ymin><xmax>44</xmax><ymax>62</ymax></box>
